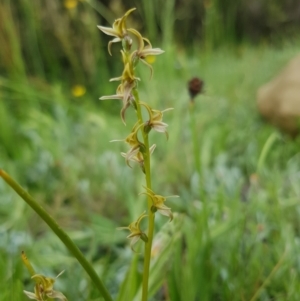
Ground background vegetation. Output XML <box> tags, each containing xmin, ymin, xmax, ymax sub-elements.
<box><xmin>1</xmin><ymin>0</ymin><xmax>300</xmax><ymax>300</ymax></box>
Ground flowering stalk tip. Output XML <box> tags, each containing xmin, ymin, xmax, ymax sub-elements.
<box><xmin>97</xmin><ymin>8</ymin><xmax>136</xmax><ymax>55</ymax></box>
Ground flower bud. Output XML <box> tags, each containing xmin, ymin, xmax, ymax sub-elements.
<box><xmin>151</xmin><ymin>205</ymin><xmax>157</xmax><ymax>213</ymax></box>
<box><xmin>140</xmin><ymin>233</ymin><xmax>148</xmax><ymax>243</ymax></box>
<box><xmin>144</xmin><ymin>122</ymin><xmax>152</xmax><ymax>134</ymax></box>
<box><xmin>139</xmin><ymin>143</ymin><xmax>147</xmax><ymax>154</ymax></box>
<box><xmin>140</xmin><ymin>163</ymin><xmax>146</xmax><ymax>174</ymax></box>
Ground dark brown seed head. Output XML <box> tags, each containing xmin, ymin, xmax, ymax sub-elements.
<box><xmin>188</xmin><ymin>77</ymin><xmax>204</xmax><ymax>100</ymax></box>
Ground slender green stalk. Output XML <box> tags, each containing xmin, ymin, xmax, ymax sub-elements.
<box><xmin>0</xmin><ymin>169</ymin><xmax>113</xmax><ymax>301</ymax></box>
<box><xmin>133</xmin><ymin>89</ymin><xmax>155</xmax><ymax>301</ymax></box>
<box><xmin>188</xmin><ymin>101</ymin><xmax>210</xmax><ymax>239</ymax></box>
<box><xmin>189</xmin><ymin>102</ymin><xmax>201</xmax><ymax>176</ymax></box>
<box><xmin>257</xmin><ymin>132</ymin><xmax>279</xmax><ymax>174</ymax></box>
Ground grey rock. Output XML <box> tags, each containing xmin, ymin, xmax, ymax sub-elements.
<box><xmin>257</xmin><ymin>55</ymin><xmax>300</xmax><ymax>136</ymax></box>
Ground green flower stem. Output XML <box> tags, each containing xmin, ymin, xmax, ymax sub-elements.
<box><xmin>0</xmin><ymin>169</ymin><xmax>113</xmax><ymax>301</ymax></box>
<box><xmin>189</xmin><ymin>102</ymin><xmax>205</xmax><ymax>203</ymax></box>
<box><xmin>133</xmin><ymin>89</ymin><xmax>155</xmax><ymax>301</ymax></box>
<box><xmin>189</xmin><ymin>102</ymin><xmax>201</xmax><ymax>176</ymax></box>
<box><xmin>189</xmin><ymin>102</ymin><xmax>209</xmax><ymax>236</ymax></box>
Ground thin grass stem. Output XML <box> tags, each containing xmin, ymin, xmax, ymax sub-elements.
<box><xmin>249</xmin><ymin>248</ymin><xmax>287</xmax><ymax>301</ymax></box>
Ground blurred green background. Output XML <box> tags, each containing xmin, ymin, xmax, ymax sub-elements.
<box><xmin>1</xmin><ymin>0</ymin><xmax>300</xmax><ymax>300</ymax></box>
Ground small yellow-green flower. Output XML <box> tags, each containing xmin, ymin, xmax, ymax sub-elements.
<box><xmin>140</xmin><ymin>102</ymin><xmax>173</xmax><ymax>138</ymax></box>
<box><xmin>100</xmin><ymin>83</ymin><xmax>133</xmax><ymax>124</ymax></box>
<box><xmin>64</xmin><ymin>0</ymin><xmax>78</xmax><ymax>9</ymax></box>
<box><xmin>121</xmin><ymin>122</ymin><xmax>144</xmax><ymax>162</ymax></box>
<box><xmin>99</xmin><ymin>83</ymin><xmax>124</xmax><ymax>102</ymax></box>
<box><xmin>141</xmin><ymin>187</ymin><xmax>178</xmax><ymax>221</ymax></box>
<box><xmin>110</xmin><ymin>122</ymin><xmax>145</xmax><ymax>164</ymax></box>
<box><xmin>121</xmin><ymin>144</ymin><xmax>156</xmax><ymax>171</ymax></box>
<box><xmin>118</xmin><ymin>212</ymin><xmax>148</xmax><ymax>250</ymax></box>
<box><xmin>24</xmin><ymin>272</ymin><xmax>67</xmax><ymax>301</ymax></box>
<box><xmin>71</xmin><ymin>84</ymin><xmax>86</xmax><ymax>97</ymax></box>
<box><xmin>110</xmin><ymin>50</ymin><xmax>138</xmax><ymax>83</ymax></box>
<box><xmin>101</xmin><ymin>51</ymin><xmax>141</xmax><ymax>124</ymax></box>
<box><xmin>97</xmin><ymin>8</ymin><xmax>137</xmax><ymax>55</ymax></box>
<box><xmin>124</xmin><ymin>122</ymin><xmax>142</xmax><ymax>146</ymax></box>
<box><xmin>22</xmin><ymin>251</ymin><xmax>67</xmax><ymax>301</ymax></box>
<box><xmin>129</xmin><ymin>29</ymin><xmax>164</xmax><ymax>78</ymax></box>
<box><xmin>111</xmin><ymin>75</ymin><xmax>139</xmax><ymax>123</ymax></box>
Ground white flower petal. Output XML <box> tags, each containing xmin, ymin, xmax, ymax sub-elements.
<box><xmin>23</xmin><ymin>291</ymin><xmax>39</xmax><ymax>300</ymax></box>
<box><xmin>97</xmin><ymin>26</ymin><xmax>119</xmax><ymax>37</ymax></box>
<box><xmin>46</xmin><ymin>290</ymin><xmax>67</xmax><ymax>301</ymax></box>
<box><xmin>99</xmin><ymin>94</ymin><xmax>123</xmax><ymax>100</ymax></box>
